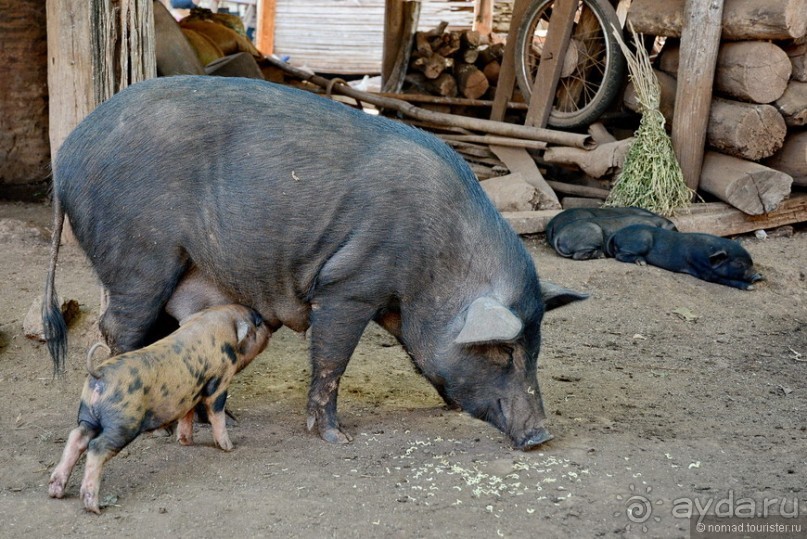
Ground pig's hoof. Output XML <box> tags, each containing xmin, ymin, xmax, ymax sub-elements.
<box><xmin>307</xmin><ymin>413</ymin><xmax>352</xmax><ymax>444</ymax></box>
<box><xmin>177</xmin><ymin>434</ymin><xmax>194</xmax><ymax>446</ymax></box>
<box><xmin>48</xmin><ymin>477</ymin><xmax>66</xmax><ymax>498</ymax></box>
<box><xmin>320</xmin><ymin>426</ymin><xmax>352</xmax><ymax>444</ymax></box>
<box><xmin>215</xmin><ymin>437</ymin><xmax>233</xmax><ymax>452</ymax></box>
<box><xmin>81</xmin><ymin>489</ymin><xmax>101</xmax><ymax>514</ymax></box>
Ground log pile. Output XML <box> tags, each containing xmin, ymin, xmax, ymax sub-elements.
<box><xmin>628</xmin><ymin>0</ymin><xmax>807</xmax><ymax>215</ymax></box>
<box><xmin>403</xmin><ymin>22</ymin><xmax>505</xmax><ymax>100</ymax></box>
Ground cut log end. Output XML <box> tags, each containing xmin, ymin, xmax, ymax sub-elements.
<box><xmin>700</xmin><ymin>152</ymin><xmax>794</xmax><ymax>215</ymax></box>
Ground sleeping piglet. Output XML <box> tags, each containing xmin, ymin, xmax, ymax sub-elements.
<box><xmin>48</xmin><ymin>304</ymin><xmax>270</xmax><ymax>513</ymax></box>
<box><xmin>606</xmin><ymin>224</ymin><xmax>763</xmax><ymax>290</ymax></box>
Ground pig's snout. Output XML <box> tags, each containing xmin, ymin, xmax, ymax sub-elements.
<box><xmin>495</xmin><ymin>394</ymin><xmax>553</xmax><ymax>451</ymax></box>
<box><xmin>514</xmin><ymin>427</ymin><xmax>553</xmax><ymax>450</ymax></box>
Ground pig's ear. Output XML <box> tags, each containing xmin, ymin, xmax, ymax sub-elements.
<box><xmin>455</xmin><ymin>297</ymin><xmax>523</xmax><ymax>344</ymax></box>
<box><xmin>236</xmin><ymin>318</ymin><xmax>251</xmax><ymax>344</ymax></box>
<box><xmin>708</xmin><ymin>250</ymin><xmax>729</xmax><ymax>267</ymax></box>
<box><xmin>541</xmin><ymin>281</ymin><xmax>589</xmax><ymax>311</ymax></box>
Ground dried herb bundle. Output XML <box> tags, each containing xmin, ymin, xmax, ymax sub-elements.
<box><xmin>605</xmin><ymin>24</ymin><xmax>692</xmax><ymax>216</ymax></box>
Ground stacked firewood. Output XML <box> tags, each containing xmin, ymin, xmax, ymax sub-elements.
<box><xmin>403</xmin><ymin>22</ymin><xmax>505</xmax><ymax>100</ymax></box>
<box><xmin>628</xmin><ymin>0</ymin><xmax>807</xmax><ymax>215</ymax></box>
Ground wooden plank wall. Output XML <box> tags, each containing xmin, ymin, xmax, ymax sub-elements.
<box><xmin>273</xmin><ymin>0</ymin><xmax>475</xmax><ymax>74</ymax></box>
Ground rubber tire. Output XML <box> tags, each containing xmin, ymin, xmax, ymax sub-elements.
<box><xmin>514</xmin><ymin>0</ymin><xmax>625</xmax><ymax>129</ymax></box>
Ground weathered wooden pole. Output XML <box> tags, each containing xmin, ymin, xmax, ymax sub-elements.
<box><xmin>46</xmin><ymin>0</ymin><xmax>156</xmax><ymax>242</ymax></box>
<box><xmin>256</xmin><ymin>0</ymin><xmax>277</xmax><ymax>55</ymax></box>
<box><xmin>670</xmin><ymin>0</ymin><xmax>724</xmax><ymax>193</ymax></box>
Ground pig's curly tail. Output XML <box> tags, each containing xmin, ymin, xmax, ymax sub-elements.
<box><xmin>86</xmin><ymin>342</ymin><xmax>111</xmax><ymax>379</ymax></box>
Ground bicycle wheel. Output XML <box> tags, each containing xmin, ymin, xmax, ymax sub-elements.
<box><xmin>515</xmin><ymin>0</ymin><xmax>625</xmax><ymax>129</ymax></box>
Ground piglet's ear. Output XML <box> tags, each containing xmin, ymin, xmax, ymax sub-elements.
<box><xmin>455</xmin><ymin>297</ymin><xmax>523</xmax><ymax>345</ymax></box>
<box><xmin>236</xmin><ymin>319</ymin><xmax>251</xmax><ymax>345</ymax></box>
<box><xmin>708</xmin><ymin>250</ymin><xmax>729</xmax><ymax>267</ymax></box>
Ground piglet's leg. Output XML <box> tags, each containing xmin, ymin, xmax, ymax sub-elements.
<box><xmin>49</xmin><ymin>423</ymin><xmax>95</xmax><ymax>499</ymax></box>
<box><xmin>206</xmin><ymin>391</ymin><xmax>233</xmax><ymax>451</ymax></box>
<box><xmin>80</xmin><ymin>434</ymin><xmax>126</xmax><ymax>514</ymax></box>
<box><xmin>177</xmin><ymin>409</ymin><xmax>195</xmax><ymax>446</ymax></box>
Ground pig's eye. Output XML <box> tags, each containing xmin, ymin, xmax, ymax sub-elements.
<box><xmin>502</xmin><ymin>346</ymin><xmax>515</xmax><ymax>366</ymax></box>
<box><xmin>482</xmin><ymin>345</ymin><xmax>513</xmax><ymax>366</ymax></box>
<box><xmin>251</xmin><ymin>310</ymin><xmax>264</xmax><ymax>327</ymax></box>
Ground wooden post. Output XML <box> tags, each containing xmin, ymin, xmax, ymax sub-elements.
<box><xmin>524</xmin><ymin>0</ymin><xmax>577</xmax><ymax>128</ymax></box>
<box><xmin>473</xmin><ymin>0</ymin><xmax>494</xmax><ymax>35</ymax></box>
<box><xmin>488</xmin><ymin>0</ymin><xmax>565</xmax><ymax>210</ymax></box>
<box><xmin>490</xmin><ymin>0</ymin><xmax>533</xmax><ymax>122</ymax></box>
<box><xmin>671</xmin><ymin>0</ymin><xmax>724</xmax><ymax>193</ymax></box>
<box><xmin>46</xmin><ymin>0</ymin><xmax>155</xmax><ymax>242</ymax></box>
<box><xmin>383</xmin><ymin>0</ymin><xmax>406</xmax><ymax>88</ymax></box>
<box><xmin>382</xmin><ymin>0</ymin><xmax>421</xmax><ymax>93</ymax></box>
<box><xmin>47</xmin><ymin>0</ymin><xmax>155</xmax><ymax>155</ymax></box>
<box><xmin>46</xmin><ymin>0</ymin><xmax>94</xmax><ymax>156</ymax></box>
<box><xmin>256</xmin><ymin>0</ymin><xmax>276</xmax><ymax>55</ymax></box>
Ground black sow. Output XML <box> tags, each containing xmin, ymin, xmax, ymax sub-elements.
<box><xmin>43</xmin><ymin>76</ymin><xmax>586</xmax><ymax>450</ymax></box>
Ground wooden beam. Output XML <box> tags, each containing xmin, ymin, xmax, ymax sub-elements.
<box><xmin>47</xmin><ymin>0</ymin><xmax>155</xmax><ymax>153</ymax></box>
<box><xmin>670</xmin><ymin>194</ymin><xmax>807</xmax><ymax>236</ymax></box>
<box><xmin>46</xmin><ymin>0</ymin><xmax>95</xmax><ymax>155</ymax></box>
<box><xmin>473</xmin><ymin>0</ymin><xmax>494</xmax><ymax>35</ymax></box>
<box><xmin>382</xmin><ymin>0</ymin><xmax>421</xmax><ymax>93</ymax></box>
<box><xmin>491</xmin><ymin>145</ymin><xmax>561</xmax><ymax>209</ymax></box>
<box><xmin>264</xmin><ymin>55</ymin><xmax>596</xmax><ymax>148</ymax></box>
<box><xmin>439</xmin><ymin>134</ymin><xmax>546</xmax><ymax>150</ymax></box>
<box><xmin>502</xmin><ymin>209</ymin><xmax>564</xmax><ymax>235</ymax></box>
<box><xmin>256</xmin><ymin>0</ymin><xmax>276</xmax><ymax>55</ymax></box>
<box><xmin>490</xmin><ymin>0</ymin><xmax>532</xmax><ymax>122</ymax></box>
<box><xmin>502</xmin><ymin>194</ymin><xmax>807</xmax><ymax>236</ymax></box>
<box><xmin>671</xmin><ymin>0</ymin><xmax>724</xmax><ymax>193</ymax></box>
<box><xmin>375</xmin><ymin>92</ymin><xmax>529</xmax><ymax>110</ymax></box>
<box><xmin>382</xmin><ymin>0</ymin><xmax>405</xmax><ymax>87</ymax></box>
<box><xmin>46</xmin><ymin>0</ymin><xmax>155</xmax><ymax>242</ymax></box>
<box><xmin>524</xmin><ymin>0</ymin><xmax>577</xmax><ymax>128</ymax></box>
<box><xmin>546</xmin><ymin>181</ymin><xmax>610</xmax><ymax>199</ymax></box>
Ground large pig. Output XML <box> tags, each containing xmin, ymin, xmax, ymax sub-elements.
<box><xmin>43</xmin><ymin>76</ymin><xmax>586</xmax><ymax>450</ymax></box>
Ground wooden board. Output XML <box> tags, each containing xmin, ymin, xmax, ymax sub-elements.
<box><xmin>670</xmin><ymin>194</ymin><xmax>807</xmax><ymax>236</ymax></box>
<box><xmin>502</xmin><ymin>195</ymin><xmax>807</xmax><ymax>236</ymax></box>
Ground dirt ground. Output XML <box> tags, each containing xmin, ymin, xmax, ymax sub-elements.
<box><xmin>0</xmin><ymin>200</ymin><xmax>805</xmax><ymax>538</ymax></box>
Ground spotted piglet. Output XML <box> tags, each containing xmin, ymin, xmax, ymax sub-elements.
<box><xmin>48</xmin><ymin>304</ymin><xmax>270</xmax><ymax>514</ymax></box>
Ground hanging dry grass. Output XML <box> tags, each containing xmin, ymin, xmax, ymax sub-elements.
<box><xmin>604</xmin><ymin>24</ymin><xmax>693</xmax><ymax>216</ymax></box>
